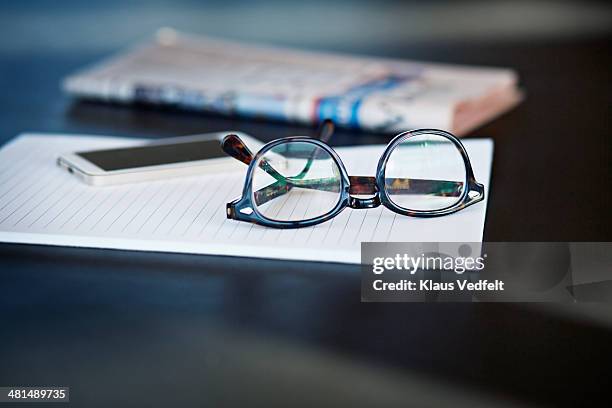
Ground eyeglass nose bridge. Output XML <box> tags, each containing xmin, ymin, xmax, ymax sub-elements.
<box><xmin>349</xmin><ymin>195</ymin><xmax>381</xmax><ymax>209</ymax></box>
<box><xmin>347</xmin><ymin>175</ymin><xmax>381</xmax><ymax>209</ymax></box>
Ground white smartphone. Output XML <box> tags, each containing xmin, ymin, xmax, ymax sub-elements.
<box><xmin>57</xmin><ymin>131</ymin><xmax>263</xmax><ymax>186</ymax></box>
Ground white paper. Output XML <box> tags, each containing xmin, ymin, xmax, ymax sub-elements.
<box><xmin>0</xmin><ymin>133</ymin><xmax>493</xmax><ymax>263</ymax></box>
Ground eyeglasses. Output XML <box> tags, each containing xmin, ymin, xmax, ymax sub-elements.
<box><xmin>221</xmin><ymin>120</ymin><xmax>484</xmax><ymax>229</ymax></box>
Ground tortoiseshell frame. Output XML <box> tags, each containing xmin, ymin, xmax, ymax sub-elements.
<box><xmin>225</xmin><ymin>128</ymin><xmax>484</xmax><ymax>229</ymax></box>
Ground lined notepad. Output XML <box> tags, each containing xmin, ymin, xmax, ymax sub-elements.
<box><xmin>0</xmin><ymin>134</ymin><xmax>493</xmax><ymax>263</ymax></box>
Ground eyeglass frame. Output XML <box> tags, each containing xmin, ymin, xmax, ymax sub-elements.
<box><xmin>223</xmin><ymin>126</ymin><xmax>485</xmax><ymax>229</ymax></box>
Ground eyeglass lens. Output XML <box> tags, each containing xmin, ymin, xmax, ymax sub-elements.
<box><xmin>251</xmin><ymin>141</ymin><xmax>342</xmax><ymax>222</ymax></box>
<box><xmin>384</xmin><ymin>133</ymin><xmax>466</xmax><ymax>211</ymax></box>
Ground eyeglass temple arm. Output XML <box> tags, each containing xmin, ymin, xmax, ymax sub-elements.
<box><xmin>221</xmin><ymin>119</ymin><xmax>336</xmax><ymax>181</ymax></box>
<box><xmin>349</xmin><ymin>176</ymin><xmax>463</xmax><ymax>197</ymax></box>
<box><xmin>253</xmin><ymin>175</ymin><xmax>463</xmax><ymax>206</ymax></box>
<box><xmin>316</xmin><ymin>119</ymin><xmax>335</xmax><ymax>142</ymax></box>
<box><xmin>221</xmin><ymin>134</ymin><xmax>255</xmax><ymax>166</ymax></box>
<box><xmin>294</xmin><ymin>119</ymin><xmax>334</xmax><ymax>178</ymax></box>
<box><xmin>253</xmin><ymin>176</ymin><xmax>342</xmax><ymax>206</ymax></box>
<box><xmin>221</xmin><ymin>134</ymin><xmax>285</xmax><ymax>180</ymax></box>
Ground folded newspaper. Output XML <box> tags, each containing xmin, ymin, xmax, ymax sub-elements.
<box><xmin>64</xmin><ymin>29</ymin><xmax>522</xmax><ymax>135</ymax></box>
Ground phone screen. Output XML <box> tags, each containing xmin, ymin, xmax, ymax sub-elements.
<box><xmin>77</xmin><ymin>140</ymin><xmax>225</xmax><ymax>171</ymax></box>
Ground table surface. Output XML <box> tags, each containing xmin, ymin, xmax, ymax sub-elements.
<box><xmin>0</xmin><ymin>26</ymin><xmax>611</xmax><ymax>407</ymax></box>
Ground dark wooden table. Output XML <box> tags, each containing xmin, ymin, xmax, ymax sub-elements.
<box><xmin>1</xmin><ymin>33</ymin><xmax>610</xmax><ymax>406</ymax></box>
